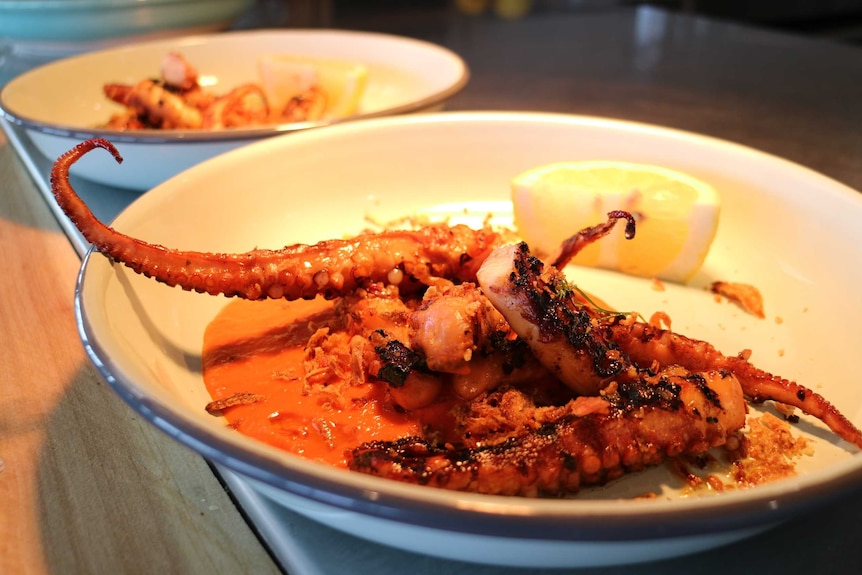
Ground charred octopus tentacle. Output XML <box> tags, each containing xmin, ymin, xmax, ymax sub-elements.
<box><xmin>476</xmin><ymin>242</ymin><xmax>862</xmax><ymax>449</ymax></box>
<box><xmin>50</xmin><ymin>139</ymin><xmax>500</xmax><ymax>300</ymax></box>
<box><xmin>349</xmin><ymin>367</ymin><xmax>746</xmax><ymax>496</ymax></box>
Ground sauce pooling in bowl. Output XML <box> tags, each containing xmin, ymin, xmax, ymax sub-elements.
<box><xmin>202</xmin><ymin>297</ymin><xmax>448</xmax><ymax>467</ymax></box>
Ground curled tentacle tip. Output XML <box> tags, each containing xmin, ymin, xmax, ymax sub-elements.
<box><xmin>83</xmin><ymin>138</ymin><xmax>124</xmax><ymax>164</ymax></box>
<box><xmin>607</xmin><ymin>210</ymin><xmax>637</xmax><ymax>240</ymax></box>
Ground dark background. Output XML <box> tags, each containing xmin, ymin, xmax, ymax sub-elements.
<box><xmin>278</xmin><ymin>0</ymin><xmax>862</xmax><ymax>44</ymax></box>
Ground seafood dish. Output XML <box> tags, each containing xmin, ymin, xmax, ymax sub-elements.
<box><xmin>52</xmin><ymin>138</ymin><xmax>862</xmax><ymax>498</ymax></box>
<box><xmin>102</xmin><ymin>52</ymin><xmax>365</xmax><ymax>130</ymax></box>
<box><xmin>0</xmin><ymin>30</ymin><xmax>468</xmax><ymax>190</ymax></box>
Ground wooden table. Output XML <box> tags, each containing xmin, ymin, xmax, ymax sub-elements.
<box><xmin>0</xmin><ymin>131</ymin><xmax>282</xmax><ymax>575</ymax></box>
<box><xmin>2</xmin><ymin>4</ymin><xmax>862</xmax><ymax>574</ymax></box>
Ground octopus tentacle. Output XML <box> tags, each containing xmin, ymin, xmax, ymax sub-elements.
<box><xmin>105</xmin><ymin>79</ymin><xmax>204</xmax><ymax>129</ymax></box>
<box><xmin>50</xmin><ymin>139</ymin><xmax>500</xmax><ymax>301</ymax></box>
<box><xmin>477</xmin><ymin>242</ymin><xmax>630</xmax><ymax>396</ymax></box>
<box><xmin>552</xmin><ymin>209</ymin><xmax>636</xmax><ymax>269</ymax></box>
<box><xmin>349</xmin><ymin>367</ymin><xmax>745</xmax><ymax>496</ymax></box>
<box><xmin>612</xmin><ymin>322</ymin><xmax>862</xmax><ymax>449</ymax></box>
<box><xmin>202</xmin><ymin>84</ymin><xmax>270</xmax><ymax>129</ymax></box>
<box><xmin>477</xmin><ymin>240</ymin><xmax>862</xmax><ymax>449</ymax></box>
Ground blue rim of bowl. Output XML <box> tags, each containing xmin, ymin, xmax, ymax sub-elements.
<box><xmin>71</xmin><ymin>111</ymin><xmax>862</xmax><ymax>544</ymax></box>
<box><xmin>0</xmin><ymin>0</ymin><xmax>237</xmax><ymax>6</ymax></box>
<box><xmin>0</xmin><ymin>29</ymin><xmax>470</xmax><ymax>144</ymax></box>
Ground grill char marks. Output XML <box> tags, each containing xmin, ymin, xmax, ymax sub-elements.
<box><xmin>349</xmin><ymin>368</ymin><xmax>744</xmax><ymax>497</ymax></box>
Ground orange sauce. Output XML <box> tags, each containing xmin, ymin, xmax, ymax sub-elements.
<box><xmin>202</xmin><ymin>298</ymin><xmax>424</xmax><ymax>467</ymax></box>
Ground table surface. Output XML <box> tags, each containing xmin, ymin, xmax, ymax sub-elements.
<box><xmin>2</xmin><ymin>3</ymin><xmax>862</xmax><ymax>574</ymax></box>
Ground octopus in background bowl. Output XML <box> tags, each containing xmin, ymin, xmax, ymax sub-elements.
<box><xmin>0</xmin><ymin>29</ymin><xmax>469</xmax><ymax>190</ymax></box>
<box><xmin>102</xmin><ymin>52</ymin><xmax>367</xmax><ymax>130</ymax></box>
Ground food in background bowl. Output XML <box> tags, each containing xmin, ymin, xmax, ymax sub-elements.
<box><xmin>257</xmin><ymin>54</ymin><xmax>369</xmax><ymax>122</ymax></box>
<box><xmin>0</xmin><ymin>29</ymin><xmax>469</xmax><ymax>190</ymax></box>
<box><xmin>102</xmin><ymin>52</ymin><xmax>368</xmax><ymax>130</ymax></box>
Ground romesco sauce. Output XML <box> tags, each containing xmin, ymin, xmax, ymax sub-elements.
<box><xmin>202</xmin><ymin>297</ymin><xmax>424</xmax><ymax>467</ymax></box>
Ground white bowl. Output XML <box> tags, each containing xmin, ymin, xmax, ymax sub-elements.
<box><xmin>72</xmin><ymin>112</ymin><xmax>862</xmax><ymax>568</ymax></box>
<box><xmin>0</xmin><ymin>29</ymin><xmax>469</xmax><ymax>190</ymax></box>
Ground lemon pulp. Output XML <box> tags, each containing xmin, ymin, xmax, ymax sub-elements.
<box><xmin>511</xmin><ymin>161</ymin><xmax>720</xmax><ymax>283</ymax></box>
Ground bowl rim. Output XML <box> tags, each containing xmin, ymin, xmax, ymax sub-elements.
<box><xmin>0</xmin><ymin>28</ymin><xmax>470</xmax><ymax>144</ymax></box>
<box><xmin>0</xmin><ymin>0</ymin><xmax>247</xmax><ymax>10</ymax></box>
<box><xmin>73</xmin><ymin>111</ymin><xmax>862</xmax><ymax>543</ymax></box>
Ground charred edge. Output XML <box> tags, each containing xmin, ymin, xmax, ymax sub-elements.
<box><xmin>351</xmin><ymin>437</ymin><xmax>466</xmax><ymax>485</ymax></box>
<box><xmin>685</xmin><ymin>372</ymin><xmax>723</xmax><ymax>410</ymax></box>
<box><xmin>374</xmin><ymin>337</ymin><xmax>428</xmax><ymax>388</ymax></box>
<box><xmin>611</xmin><ymin>376</ymin><xmax>684</xmax><ymax>412</ymax></box>
<box><xmin>351</xmin><ymin>413</ymin><xmax>661</xmax><ymax>493</ymax></box>
<box><xmin>511</xmin><ymin>242</ymin><xmax>625</xmax><ymax>379</ymax></box>
<box><xmin>488</xmin><ymin>331</ymin><xmax>532</xmax><ymax>374</ymax></box>
<box><xmin>351</xmin><ymin>431</ymin><xmax>561</xmax><ymax>482</ymax></box>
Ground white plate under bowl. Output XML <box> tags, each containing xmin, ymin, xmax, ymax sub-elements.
<box><xmin>0</xmin><ymin>29</ymin><xmax>468</xmax><ymax>190</ymax></box>
<box><xmin>73</xmin><ymin>112</ymin><xmax>862</xmax><ymax>568</ymax></box>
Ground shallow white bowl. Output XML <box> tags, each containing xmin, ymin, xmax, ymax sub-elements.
<box><xmin>73</xmin><ymin>112</ymin><xmax>862</xmax><ymax>568</ymax></box>
<box><xmin>0</xmin><ymin>29</ymin><xmax>468</xmax><ymax>190</ymax></box>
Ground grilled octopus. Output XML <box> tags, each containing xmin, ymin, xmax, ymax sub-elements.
<box><xmin>51</xmin><ymin>139</ymin><xmax>500</xmax><ymax>300</ymax></box>
<box><xmin>351</xmin><ymin>241</ymin><xmax>860</xmax><ymax>495</ymax></box>
<box><xmin>103</xmin><ymin>52</ymin><xmax>325</xmax><ymax>130</ymax></box>
<box><xmin>51</xmin><ymin>139</ymin><xmax>862</xmax><ymax>496</ymax></box>
<box><xmin>351</xmin><ymin>367</ymin><xmax>746</xmax><ymax>496</ymax></box>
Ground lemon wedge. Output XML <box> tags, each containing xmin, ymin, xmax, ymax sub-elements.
<box><xmin>257</xmin><ymin>55</ymin><xmax>368</xmax><ymax>120</ymax></box>
<box><xmin>511</xmin><ymin>161</ymin><xmax>720</xmax><ymax>283</ymax></box>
